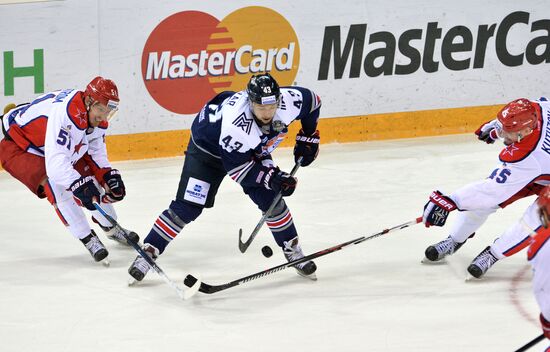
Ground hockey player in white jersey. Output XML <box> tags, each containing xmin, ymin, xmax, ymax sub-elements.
<box><xmin>528</xmin><ymin>185</ymin><xmax>550</xmax><ymax>347</ymax></box>
<box><xmin>0</xmin><ymin>77</ymin><xmax>138</xmax><ymax>263</ymax></box>
<box><xmin>421</xmin><ymin>97</ymin><xmax>550</xmax><ymax>278</ymax></box>
<box><xmin>128</xmin><ymin>73</ymin><xmax>322</xmax><ymax>282</ymax></box>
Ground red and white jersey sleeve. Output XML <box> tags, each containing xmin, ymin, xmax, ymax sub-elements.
<box><xmin>450</xmin><ymin>99</ymin><xmax>550</xmax><ymax>211</ymax></box>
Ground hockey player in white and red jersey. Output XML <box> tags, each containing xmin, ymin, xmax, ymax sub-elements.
<box><xmin>528</xmin><ymin>186</ymin><xmax>550</xmax><ymax>348</ymax></box>
<box><xmin>421</xmin><ymin>97</ymin><xmax>550</xmax><ymax>278</ymax></box>
<box><xmin>127</xmin><ymin>73</ymin><xmax>321</xmax><ymax>282</ymax></box>
<box><xmin>0</xmin><ymin>77</ymin><xmax>138</xmax><ymax>263</ymax></box>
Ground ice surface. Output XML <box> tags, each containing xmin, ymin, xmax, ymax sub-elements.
<box><xmin>0</xmin><ymin>134</ymin><xmax>544</xmax><ymax>351</ymax></box>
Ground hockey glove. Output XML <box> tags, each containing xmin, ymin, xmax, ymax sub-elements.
<box><xmin>103</xmin><ymin>169</ymin><xmax>125</xmax><ymax>202</ymax></box>
<box><xmin>70</xmin><ymin>176</ymin><xmax>101</xmax><ymax>210</ymax></box>
<box><xmin>422</xmin><ymin>190</ymin><xmax>458</xmax><ymax>227</ymax></box>
<box><xmin>474</xmin><ymin>119</ymin><xmax>499</xmax><ymax>144</ymax></box>
<box><xmin>294</xmin><ymin>129</ymin><xmax>320</xmax><ymax>167</ymax></box>
<box><xmin>264</xmin><ymin>167</ymin><xmax>297</xmax><ymax>197</ymax></box>
<box><xmin>541</xmin><ymin>314</ymin><xmax>550</xmax><ymax>339</ymax></box>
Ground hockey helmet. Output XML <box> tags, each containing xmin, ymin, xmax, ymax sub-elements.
<box><xmin>84</xmin><ymin>76</ymin><xmax>120</xmax><ymax>113</ymax></box>
<box><xmin>496</xmin><ymin>98</ymin><xmax>539</xmax><ymax>133</ymax></box>
<box><xmin>247</xmin><ymin>73</ymin><xmax>280</xmax><ymax>105</ymax></box>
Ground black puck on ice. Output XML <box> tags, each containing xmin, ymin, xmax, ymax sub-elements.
<box><xmin>261</xmin><ymin>245</ymin><xmax>273</xmax><ymax>258</ymax></box>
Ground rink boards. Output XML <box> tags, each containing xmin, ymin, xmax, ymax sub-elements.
<box><xmin>0</xmin><ymin>0</ymin><xmax>549</xmax><ymax>162</ymax></box>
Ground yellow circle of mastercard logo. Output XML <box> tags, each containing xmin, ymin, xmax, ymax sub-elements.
<box><xmin>142</xmin><ymin>7</ymin><xmax>300</xmax><ymax>115</ymax></box>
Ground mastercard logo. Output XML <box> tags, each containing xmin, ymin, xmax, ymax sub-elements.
<box><xmin>142</xmin><ymin>6</ymin><xmax>300</xmax><ymax>115</ymax></box>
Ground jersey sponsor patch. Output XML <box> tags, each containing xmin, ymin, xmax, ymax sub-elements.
<box><xmin>183</xmin><ymin>177</ymin><xmax>210</xmax><ymax>205</ymax></box>
<box><xmin>261</xmin><ymin>95</ymin><xmax>277</xmax><ymax>104</ymax></box>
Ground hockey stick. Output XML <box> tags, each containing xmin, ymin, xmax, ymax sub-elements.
<box><xmin>238</xmin><ymin>157</ymin><xmax>303</xmax><ymax>253</ymax></box>
<box><xmin>514</xmin><ymin>334</ymin><xmax>545</xmax><ymax>352</ymax></box>
<box><xmin>93</xmin><ymin>202</ymin><xmax>200</xmax><ymax>300</ymax></box>
<box><xmin>186</xmin><ymin>216</ymin><xmax>422</xmax><ymax>294</ymax></box>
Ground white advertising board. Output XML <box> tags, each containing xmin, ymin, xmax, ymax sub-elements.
<box><xmin>0</xmin><ymin>0</ymin><xmax>548</xmax><ymax>135</ymax></box>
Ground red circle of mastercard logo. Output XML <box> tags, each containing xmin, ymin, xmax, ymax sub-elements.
<box><xmin>142</xmin><ymin>7</ymin><xmax>300</xmax><ymax>115</ymax></box>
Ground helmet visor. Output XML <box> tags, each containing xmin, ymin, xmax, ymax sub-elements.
<box><xmin>92</xmin><ymin>100</ymin><xmax>119</xmax><ymax>122</ymax></box>
<box><xmin>494</xmin><ymin>120</ymin><xmax>524</xmax><ymax>144</ymax></box>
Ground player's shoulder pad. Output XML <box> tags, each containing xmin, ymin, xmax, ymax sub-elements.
<box><xmin>282</xmin><ymin>86</ymin><xmax>322</xmax><ymax>113</ymax></box>
<box><xmin>499</xmin><ymin>133</ymin><xmax>540</xmax><ymax>163</ymax></box>
<box><xmin>536</xmin><ymin>97</ymin><xmax>550</xmax><ymax>111</ymax></box>
<box><xmin>219</xmin><ymin>91</ymin><xmax>246</xmax><ymax>116</ymax></box>
<box><xmin>66</xmin><ymin>91</ymin><xmax>89</xmax><ymax>130</ymax></box>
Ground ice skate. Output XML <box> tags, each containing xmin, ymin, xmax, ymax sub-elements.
<box><xmin>467</xmin><ymin>246</ymin><xmax>499</xmax><ymax>279</ymax></box>
<box><xmin>423</xmin><ymin>235</ymin><xmax>465</xmax><ymax>262</ymax></box>
<box><xmin>128</xmin><ymin>244</ymin><xmax>159</xmax><ymax>281</ymax></box>
<box><xmin>283</xmin><ymin>237</ymin><xmax>317</xmax><ymax>280</ymax></box>
<box><xmin>93</xmin><ymin>216</ymin><xmax>139</xmax><ymax>246</ymax></box>
<box><xmin>105</xmin><ymin>225</ymin><xmax>139</xmax><ymax>246</ymax></box>
<box><xmin>81</xmin><ymin>230</ymin><xmax>109</xmax><ymax>263</ymax></box>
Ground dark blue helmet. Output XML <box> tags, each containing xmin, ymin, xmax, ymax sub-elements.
<box><xmin>246</xmin><ymin>73</ymin><xmax>280</xmax><ymax>105</ymax></box>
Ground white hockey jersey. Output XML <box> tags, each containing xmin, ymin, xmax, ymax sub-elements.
<box><xmin>2</xmin><ymin>89</ymin><xmax>111</xmax><ymax>189</ymax></box>
<box><xmin>450</xmin><ymin>98</ymin><xmax>550</xmax><ymax>210</ymax></box>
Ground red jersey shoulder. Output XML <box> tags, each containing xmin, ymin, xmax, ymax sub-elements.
<box><xmin>66</xmin><ymin>92</ymin><xmax>89</xmax><ymax>130</ymax></box>
<box><xmin>499</xmin><ymin>124</ymin><xmax>541</xmax><ymax>162</ymax></box>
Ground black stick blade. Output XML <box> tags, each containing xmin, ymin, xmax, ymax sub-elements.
<box><xmin>184</xmin><ymin>274</ymin><xmax>219</xmax><ymax>294</ymax></box>
<box><xmin>238</xmin><ymin>228</ymin><xmax>250</xmax><ymax>253</ymax></box>
<box><xmin>184</xmin><ymin>274</ymin><xmax>198</xmax><ymax>288</ymax></box>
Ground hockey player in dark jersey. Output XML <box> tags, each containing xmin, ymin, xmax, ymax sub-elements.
<box><xmin>128</xmin><ymin>73</ymin><xmax>322</xmax><ymax>282</ymax></box>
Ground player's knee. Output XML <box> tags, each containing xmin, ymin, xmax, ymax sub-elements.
<box><xmin>270</xmin><ymin>198</ymin><xmax>288</xmax><ymax>217</ymax></box>
<box><xmin>169</xmin><ymin>199</ymin><xmax>203</xmax><ymax>224</ymax></box>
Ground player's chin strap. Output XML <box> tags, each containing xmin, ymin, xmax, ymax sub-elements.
<box><xmin>238</xmin><ymin>157</ymin><xmax>303</xmax><ymax>253</ymax></box>
<box><xmin>92</xmin><ymin>201</ymin><xmax>201</xmax><ymax>300</ymax></box>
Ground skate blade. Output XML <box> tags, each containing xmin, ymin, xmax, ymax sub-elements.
<box><xmin>307</xmin><ymin>273</ymin><xmax>318</xmax><ymax>281</ymax></box>
<box><xmin>297</xmin><ymin>271</ymin><xmax>317</xmax><ymax>281</ymax></box>
<box><xmin>464</xmin><ymin>273</ymin><xmax>482</xmax><ymax>282</ymax></box>
<box><xmin>420</xmin><ymin>257</ymin><xmax>447</xmax><ymax>265</ymax></box>
<box><xmin>101</xmin><ymin>259</ymin><xmax>110</xmax><ymax>267</ymax></box>
<box><xmin>127</xmin><ymin>278</ymin><xmax>138</xmax><ymax>286</ymax></box>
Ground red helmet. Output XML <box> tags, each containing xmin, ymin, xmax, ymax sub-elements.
<box><xmin>538</xmin><ymin>186</ymin><xmax>550</xmax><ymax>228</ymax></box>
<box><xmin>497</xmin><ymin>98</ymin><xmax>539</xmax><ymax>133</ymax></box>
<box><xmin>84</xmin><ymin>76</ymin><xmax>119</xmax><ymax>110</ymax></box>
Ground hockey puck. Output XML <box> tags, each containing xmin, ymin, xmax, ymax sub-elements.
<box><xmin>262</xmin><ymin>245</ymin><xmax>273</xmax><ymax>258</ymax></box>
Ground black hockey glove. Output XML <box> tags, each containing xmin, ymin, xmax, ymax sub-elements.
<box><xmin>264</xmin><ymin>168</ymin><xmax>297</xmax><ymax>197</ymax></box>
<box><xmin>103</xmin><ymin>169</ymin><xmax>125</xmax><ymax>202</ymax></box>
<box><xmin>294</xmin><ymin>129</ymin><xmax>320</xmax><ymax>167</ymax></box>
<box><xmin>70</xmin><ymin>176</ymin><xmax>101</xmax><ymax>210</ymax></box>
<box><xmin>422</xmin><ymin>190</ymin><xmax>457</xmax><ymax>227</ymax></box>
